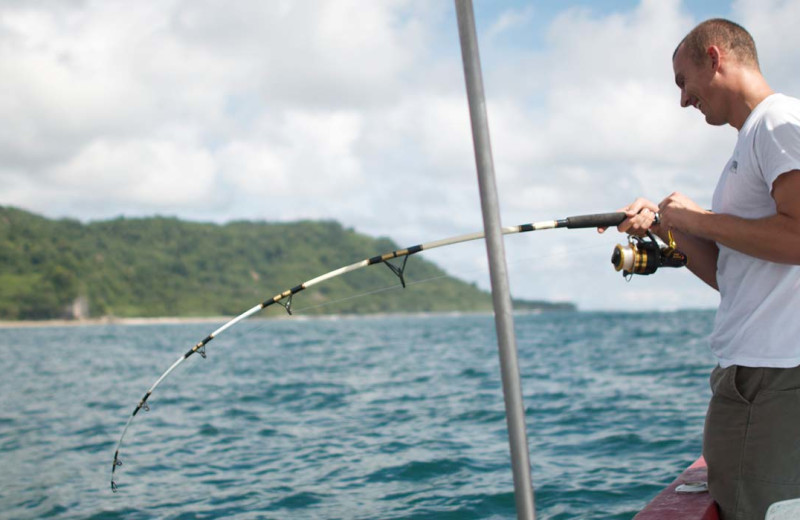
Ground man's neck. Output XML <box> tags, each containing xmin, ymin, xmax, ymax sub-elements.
<box><xmin>729</xmin><ymin>69</ymin><xmax>774</xmax><ymax>130</ymax></box>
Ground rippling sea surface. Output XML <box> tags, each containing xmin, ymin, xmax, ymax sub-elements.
<box><xmin>1</xmin><ymin>311</ymin><xmax>716</xmax><ymax>519</ymax></box>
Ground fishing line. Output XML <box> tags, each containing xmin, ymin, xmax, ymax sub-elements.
<box><xmin>109</xmin><ymin>211</ymin><xmax>684</xmax><ymax>492</ymax></box>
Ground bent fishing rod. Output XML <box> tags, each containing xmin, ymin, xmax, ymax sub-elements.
<box><xmin>110</xmin><ymin>211</ymin><xmax>685</xmax><ymax>492</ymax></box>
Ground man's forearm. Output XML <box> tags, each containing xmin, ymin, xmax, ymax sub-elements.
<box><xmin>690</xmin><ymin>212</ymin><xmax>800</xmax><ymax>265</ymax></box>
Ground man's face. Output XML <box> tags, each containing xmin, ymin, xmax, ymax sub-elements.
<box><xmin>673</xmin><ymin>43</ymin><xmax>726</xmax><ymax>126</ymax></box>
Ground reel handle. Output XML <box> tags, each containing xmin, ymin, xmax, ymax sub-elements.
<box><xmin>563</xmin><ymin>211</ymin><xmax>660</xmax><ymax>229</ymax></box>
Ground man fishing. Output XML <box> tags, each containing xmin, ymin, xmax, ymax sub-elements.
<box><xmin>605</xmin><ymin>18</ymin><xmax>800</xmax><ymax>519</ymax></box>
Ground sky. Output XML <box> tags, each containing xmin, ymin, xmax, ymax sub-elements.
<box><xmin>2</xmin><ymin>0</ymin><xmax>799</xmax><ymax>311</ymax></box>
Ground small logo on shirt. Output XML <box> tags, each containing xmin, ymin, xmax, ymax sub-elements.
<box><xmin>730</xmin><ymin>160</ymin><xmax>738</xmax><ymax>174</ymax></box>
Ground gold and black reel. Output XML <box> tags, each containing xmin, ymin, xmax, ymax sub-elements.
<box><xmin>612</xmin><ymin>231</ymin><xmax>687</xmax><ymax>277</ymax></box>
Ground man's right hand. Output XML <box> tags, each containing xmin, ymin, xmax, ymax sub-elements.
<box><xmin>598</xmin><ymin>198</ymin><xmax>660</xmax><ymax>236</ymax></box>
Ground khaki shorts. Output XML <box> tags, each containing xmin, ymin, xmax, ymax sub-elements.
<box><xmin>704</xmin><ymin>364</ymin><xmax>800</xmax><ymax>520</ymax></box>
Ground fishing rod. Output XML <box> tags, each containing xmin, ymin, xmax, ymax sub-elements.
<box><xmin>109</xmin><ymin>211</ymin><xmax>685</xmax><ymax>492</ymax></box>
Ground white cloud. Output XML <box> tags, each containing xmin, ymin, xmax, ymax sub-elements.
<box><xmin>47</xmin><ymin>139</ymin><xmax>218</xmax><ymax>209</ymax></box>
<box><xmin>485</xmin><ymin>4</ymin><xmax>536</xmax><ymax>41</ymax></box>
<box><xmin>733</xmin><ymin>0</ymin><xmax>800</xmax><ymax>94</ymax></box>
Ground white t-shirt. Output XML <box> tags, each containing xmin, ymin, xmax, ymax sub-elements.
<box><xmin>710</xmin><ymin>93</ymin><xmax>800</xmax><ymax>368</ymax></box>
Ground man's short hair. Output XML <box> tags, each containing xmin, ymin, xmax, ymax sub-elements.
<box><xmin>675</xmin><ymin>18</ymin><xmax>759</xmax><ymax>69</ymax></box>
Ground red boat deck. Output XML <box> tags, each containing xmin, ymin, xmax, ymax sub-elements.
<box><xmin>634</xmin><ymin>457</ymin><xmax>719</xmax><ymax>520</ymax></box>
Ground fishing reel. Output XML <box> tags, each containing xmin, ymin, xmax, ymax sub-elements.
<box><xmin>611</xmin><ymin>231</ymin><xmax>687</xmax><ymax>277</ymax></box>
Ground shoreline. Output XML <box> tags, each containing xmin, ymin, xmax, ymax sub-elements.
<box><xmin>0</xmin><ymin>316</ymin><xmax>236</xmax><ymax>329</ymax></box>
<box><xmin>0</xmin><ymin>310</ymin><xmax>528</xmax><ymax>329</ymax></box>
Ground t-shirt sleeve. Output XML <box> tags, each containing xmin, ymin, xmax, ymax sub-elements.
<box><xmin>757</xmin><ymin>104</ymin><xmax>800</xmax><ymax>190</ymax></box>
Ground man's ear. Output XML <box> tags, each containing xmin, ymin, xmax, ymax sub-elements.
<box><xmin>707</xmin><ymin>45</ymin><xmax>721</xmax><ymax>71</ymax></box>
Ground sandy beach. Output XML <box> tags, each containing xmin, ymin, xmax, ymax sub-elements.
<box><xmin>0</xmin><ymin>316</ymin><xmax>236</xmax><ymax>329</ymax></box>
<box><xmin>0</xmin><ymin>310</ymin><xmax>508</xmax><ymax>329</ymax></box>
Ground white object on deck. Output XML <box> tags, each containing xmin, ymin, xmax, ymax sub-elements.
<box><xmin>675</xmin><ymin>481</ymin><xmax>708</xmax><ymax>494</ymax></box>
<box><xmin>766</xmin><ymin>498</ymin><xmax>800</xmax><ymax>520</ymax></box>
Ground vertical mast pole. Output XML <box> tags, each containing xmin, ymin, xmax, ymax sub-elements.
<box><xmin>453</xmin><ymin>2</ymin><xmax>535</xmax><ymax>518</ymax></box>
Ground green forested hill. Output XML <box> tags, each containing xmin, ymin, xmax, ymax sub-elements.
<box><xmin>0</xmin><ymin>206</ymin><xmax>573</xmax><ymax>320</ymax></box>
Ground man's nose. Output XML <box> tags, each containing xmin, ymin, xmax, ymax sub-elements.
<box><xmin>680</xmin><ymin>90</ymin><xmax>691</xmax><ymax>108</ymax></box>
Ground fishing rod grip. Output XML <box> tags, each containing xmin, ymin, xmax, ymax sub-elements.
<box><xmin>563</xmin><ymin>212</ymin><xmax>627</xmax><ymax>229</ymax></box>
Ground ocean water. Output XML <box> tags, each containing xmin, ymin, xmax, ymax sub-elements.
<box><xmin>1</xmin><ymin>311</ymin><xmax>716</xmax><ymax>519</ymax></box>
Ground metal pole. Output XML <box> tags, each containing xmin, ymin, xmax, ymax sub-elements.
<box><xmin>453</xmin><ymin>1</ymin><xmax>535</xmax><ymax>519</ymax></box>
